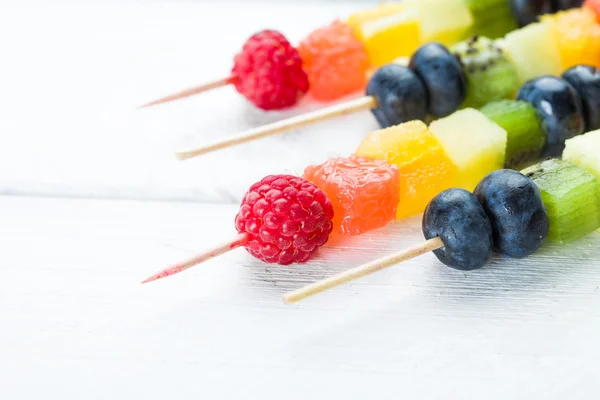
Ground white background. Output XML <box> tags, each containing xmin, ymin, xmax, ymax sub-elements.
<box><xmin>0</xmin><ymin>0</ymin><xmax>379</xmax><ymax>203</ymax></box>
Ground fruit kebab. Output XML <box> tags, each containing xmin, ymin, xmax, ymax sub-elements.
<box><xmin>310</xmin><ymin>63</ymin><xmax>599</xmax><ymax>223</ymax></box>
<box><xmin>141</xmin><ymin>63</ymin><xmax>599</xmax><ymax>284</ymax></box>
<box><xmin>140</xmin><ymin>0</ymin><xmax>584</xmax><ymax>110</ymax></box>
<box><xmin>174</xmin><ymin>6</ymin><xmax>598</xmax><ymax>161</ymax></box>
<box><xmin>283</xmin><ymin>130</ymin><xmax>600</xmax><ymax>304</ymax></box>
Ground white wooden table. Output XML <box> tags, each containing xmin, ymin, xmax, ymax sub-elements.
<box><xmin>2</xmin><ymin>1</ymin><xmax>600</xmax><ymax>399</ymax></box>
<box><xmin>2</xmin><ymin>196</ymin><xmax>600</xmax><ymax>399</ymax></box>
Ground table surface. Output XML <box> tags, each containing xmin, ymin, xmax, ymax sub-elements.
<box><xmin>3</xmin><ymin>1</ymin><xmax>600</xmax><ymax>399</ymax></box>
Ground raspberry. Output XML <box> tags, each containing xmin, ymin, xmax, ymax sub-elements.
<box><xmin>234</xmin><ymin>175</ymin><xmax>334</xmax><ymax>265</ymax></box>
<box><xmin>231</xmin><ymin>30</ymin><xmax>309</xmax><ymax>110</ymax></box>
<box><xmin>299</xmin><ymin>20</ymin><xmax>370</xmax><ymax>101</ymax></box>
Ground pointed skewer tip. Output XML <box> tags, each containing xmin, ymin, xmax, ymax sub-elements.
<box><xmin>137</xmin><ymin>76</ymin><xmax>234</xmax><ymax>110</ymax></box>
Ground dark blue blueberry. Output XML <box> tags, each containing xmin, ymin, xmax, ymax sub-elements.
<box><xmin>367</xmin><ymin>64</ymin><xmax>428</xmax><ymax>128</ymax></box>
<box><xmin>562</xmin><ymin>65</ymin><xmax>600</xmax><ymax>131</ymax></box>
<box><xmin>474</xmin><ymin>170</ymin><xmax>549</xmax><ymax>259</ymax></box>
<box><xmin>509</xmin><ymin>0</ymin><xmax>553</xmax><ymax>27</ymax></box>
<box><xmin>409</xmin><ymin>43</ymin><xmax>466</xmax><ymax>118</ymax></box>
<box><xmin>516</xmin><ymin>76</ymin><xmax>584</xmax><ymax>157</ymax></box>
<box><xmin>551</xmin><ymin>0</ymin><xmax>584</xmax><ymax>11</ymax></box>
<box><xmin>422</xmin><ymin>189</ymin><xmax>493</xmax><ymax>271</ymax></box>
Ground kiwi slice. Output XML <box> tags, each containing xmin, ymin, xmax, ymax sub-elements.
<box><xmin>480</xmin><ymin>100</ymin><xmax>546</xmax><ymax>169</ymax></box>
<box><xmin>522</xmin><ymin>159</ymin><xmax>600</xmax><ymax>244</ymax></box>
<box><xmin>452</xmin><ymin>36</ymin><xmax>520</xmax><ymax>109</ymax></box>
<box><xmin>464</xmin><ymin>0</ymin><xmax>519</xmax><ymax>39</ymax></box>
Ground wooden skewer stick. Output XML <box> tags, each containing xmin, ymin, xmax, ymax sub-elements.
<box><xmin>283</xmin><ymin>236</ymin><xmax>444</xmax><ymax>304</ymax></box>
<box><xmin>141</xmin><ymin>232</ymin><xmax>250</xmax><ymax>284</ymax></box>
<box><xmin>176</xmin><ymin>95</ymin><xmax>378</xmax><ymax>160</ymax></box>
<box><xmin>139</xmin><ymin>76</ymin><xmax>235</xmax><ymax>108</ymax></box>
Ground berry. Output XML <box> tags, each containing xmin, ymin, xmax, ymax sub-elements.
<box><xmin>509</xmin><ymin>0</ymin><xmax>553</xmax><ymax>26</ymax></box>
<box><xmin>367</xmin><ymin>64</ymin><xmax>428</xmax><ymax>128</ymax></box>
<box><xmin>422</xmin><ymin>188</ymin><xmax>493</xmax><ymax>271</ymax></box>
<box><xmin>234</xmin><ymin>175</ymin><xmax>334</xmax><ymax>265</ymax></box>
<box><xmin>554</xmin><ymin>0</ymin><xmax>585</xmax><ymax>10</ymax></box>
<box><xmin>303</xmin><ymin>156</ymin><xmax>399</xmax><ymax>236</ymax></box>
<box><xmin>298</xmin><ymin>20</ymin><xmax>370</xmax><ymax>102</ymax></box>
<box><xmin>409</xmin><ymin>43</ymin><xmax>466</xmax><ymax>117</ymax></box>
<box><xmin>562</xmin><ymin>65</ymin><xmax>600</xmax><ymax>131</ymax></box>
<box><xmin>474</xmin><ymin>170</ymin><xmax>549</xmax><ymax>258</ymax></box>
<box><xmin>517</xmin><ymin>76</ymin><xmax>585</xmax><ymax>157</ymax></box>
<box><xmin>231</xmin><ymin>30</ymin><xmax>309</xmax><ymax>110</ymax></box>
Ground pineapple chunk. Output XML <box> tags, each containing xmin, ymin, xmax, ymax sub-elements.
<box><xmin>429</xmin><ymin>108</ymin><xmax>507</xmax><ymax>191</ymax></box>
<box><xmin>564</xmin><ymin>129</ymin><xmax>600</xmax><ymax>179</ymax></box>
<box><xmin>502</xmin><ymin>22</ymin><xmax>563</xmax><ymax>84</ymax></box>
<box><xmin>412</xmin><ymin>0</ymin><xmax>473</xmax><ymax>45</ymax></box>
<box><xmin>347</xmin><ymin>3</ymin><xmax>421</xmax><ymax>66</ymax></box>
<box><xmin>356</xmin><ymin>120</ymin><xmax>458</xmax><ymax>219</ymax></box>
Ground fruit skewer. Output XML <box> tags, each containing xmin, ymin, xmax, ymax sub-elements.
<box><xmin>140</xmin><ymin>30</ymin><xmax>310</xmax><ymax>111</ymax></box>
<box><xmin>141</xmin><ymin>0</ymin><xmax>584</xmax><ymax>110</ymax></box>
<box><xmin>141</xmin><ymin>63</ymin><xmax>600</xmax><ymax>284</ymax></box>
<box><xmin>175</xmin><ymin>6</ymin><xmax>600</xmax><ymax>161</ymax></box>
<box><xmin>283</xmin><ymin>132</ymin><xmax>600</xmax><ymax>304</ymax></box>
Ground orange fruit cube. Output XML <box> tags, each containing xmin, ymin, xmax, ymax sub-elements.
<box><xmin>543</xmin><ymin>8</ymin><xmax>600</xmax><ymax>70</ymax></box>
<box><xmin>355</xmin><ymin>120</ymin><xmax>458</xmax><ymax>219</ymax></box>
<box><xmin>303</xmin><ymin>156</ymin><xmax>400</xmax><ymax>236</ymax></box>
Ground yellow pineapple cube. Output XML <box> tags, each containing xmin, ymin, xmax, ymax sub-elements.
<box><xmin>429</xmin><ymin>109</ymin><xmax>507</xmax><ymax>191</ymax></box>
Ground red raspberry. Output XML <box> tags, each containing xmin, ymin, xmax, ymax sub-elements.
<box><xmin>231</xmin><ymin>30</ymin><xmax>309</xmax><ymax>110</ymax></box>
<box><xmin>234</xmin><ymin>174</ymin><xmax>334</xmax><ymax>265</ymax></box>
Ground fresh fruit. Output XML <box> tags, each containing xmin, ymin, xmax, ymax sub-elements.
<box><xmin>562</xmin><ymin>65</ymin><xmax>600</xmax><ymax>131</ymax></box>
<box><xmin>409</xmin><ymin>42</ymin><xmax>467</xmax><ymax>117</ymax></box>
<box><xmin>428</xmin><ymin>108</ymin><xmax>507</xmax><ymax>191</ymax></box>
<box><xmin>298</xmin><ymin>20</ymin><xmax>370</xmax><ymax>102</ymax></box>
<box><xmin>366</xmin><ymin>64</ymin><xmax>428</xmax><ymax>128</ymax></box>
<box><xmin>564</xmin><ymin>129</ymin><xmax>600</xmax><ymax>178</ymax></box>
<box><xmin>585</xmin><ymin>0</ymin><xmax>600</xmax><ymax>21</ymax></box>
<box><xmin>509</xmin><ymin>0</ymin><xmax>554</xmax><ymax>26</ymax></box>
<box><xmin>422</xmin><ymin>188</ymin><xmax>494</xmax><ymax>271</ymax></box>
<box><xmin>542</xmin><ymin>8</ymin><xmax>600</xmax><ymax>70</ymax></box>
<box><xmin>452</xmin><ymin>36</ymin><xmax>520</xmax><ymax>108</ymax></box>
<box><xmin>303</xmin><ymin>156</ymin><xmax>399</xmax><ymax>236</ymax></box>
<box><xmin>465</xmin><ymin>0</ymin><xmax>518</xmax><ymax>39</ymax></box>
<box><xmin>412</xmin><ymin>0</ymin><xmax>473</xmax><ymax>46</ymax></box>
<box><xmin>480</xmin><ymin>100</ymin><xmax>545</xmax><ymax>168</ymax></box>
<box><xmin>234</xmin><ymin>175</ymin><xmax>334</xmax><ymax>264</ymax></box>
<box><xmin>347</xmin><ymin>2</ymin><xmax>421</xmax><ymax>66</ymax></box>
<box><xmin>517</xmin><ymin>76</ymin><xmax>585</xmax><ymax>156</ymax></box>
<box><xmin>523</xmin><ymin>159</ymin><xmax>600</xmax><ymax>243</ymax></box>
<box><xmin>231</xmin><ymin>30</ymin><xmax>309</xmax><ymax>110</ymax></box>
<box><xmin>503</xmin><ymin>22</ymin><xmax>562</xmax><ymax>84</ymax></box>
<box><xmin>474</xmin><ymin>170</ymin><xmax>549</xmax><ymax>258</ymax></box>
<box><xmin>554</xmin><ymin>0</ymin><xmax>585</xmax><ymax>9</ymax></box>
<box><xmin>355</xmin><ymin>120</ymin><xmax>458</xmax><ymax>219</ymax></box>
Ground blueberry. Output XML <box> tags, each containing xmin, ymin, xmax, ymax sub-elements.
<box><xmin>367</xmin><ymin>64</ymin><xmax>428</xmax><ymax>128</ymax></box>
<box><xmin>551</xmin><ymin>0</ymin><xmax>584</xmax><ymax>11</ymax></box>
<box><xmin>409</xmin><ymin>43</ymin><xmax>466</xmax><ymax>118</ymax></box>
<box><xmin>422</xmin><ymin>188</ymin><xmax>493</xmax><ymax>271</ymax></box>
<box><xmin>516</xmin><ymin>76</ymin><xmax>584</xmax><ymax>157</ymax></box>
<box><xmin>509</xmin><ymin>0</ymin><xmax>553</xmax><ymax>27</ymax></box>
<box><xmin>474</xmin><ymin>170</ymin><xmax>549</xmax><ymax>258</ymax></box>
<box><xmin>562</xmin><ymin>65</ymin><xmax>600</xmax><ymax>131</ymax></box>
